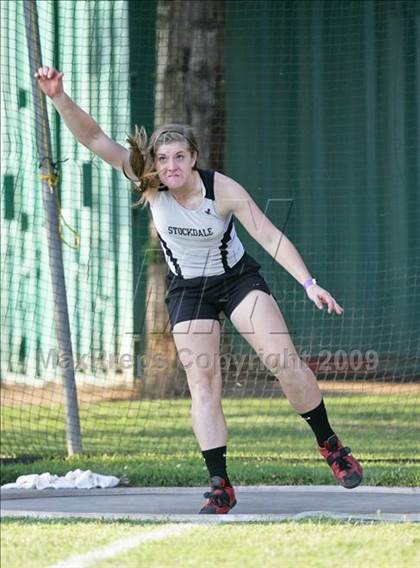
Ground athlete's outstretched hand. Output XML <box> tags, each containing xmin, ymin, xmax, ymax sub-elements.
<box><xmin>34</xmin><ymin>66</ymin><xmax>64</xmax><ymax>99</ymax></box>
<box><xmin>306</xmin><ymin>284</ymin><xmax>344</xmax><ymax>315</ymax></box>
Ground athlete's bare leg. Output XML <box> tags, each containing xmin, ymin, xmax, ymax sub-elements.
<box><xmin>229</xmin><ymin>291</ymin><xmax>322</xmax><ymax>413</ymax></box>
<box><xmin>172</xmin><ymin>318</ymin><xmax>227</xmax><ymax>450</ymax></box>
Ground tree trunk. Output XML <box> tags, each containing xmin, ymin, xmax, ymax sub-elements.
<box><xmin>141</xmin><ymin>0</ymin><xmax>225</xmax><ymax>398</ymax></box>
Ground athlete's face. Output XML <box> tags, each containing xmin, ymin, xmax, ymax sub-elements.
<box><xmin>155</xmin><ymin>142</ymin><xmax>197</xmax><ymax>189</ymax></box>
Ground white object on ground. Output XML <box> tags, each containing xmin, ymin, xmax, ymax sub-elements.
<box><xmin>1</xmin><ymin>469</ymin><xmax>120</xmax><ymax>490</ymax></box>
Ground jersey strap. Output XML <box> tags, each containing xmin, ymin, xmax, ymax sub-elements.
<box><xmin>197</xmin><ymin>169</ymin><xmax>215</xmax><ymax>200</ymax></box>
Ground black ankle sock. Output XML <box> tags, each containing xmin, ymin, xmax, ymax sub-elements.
<box><xmin>300</xmin><ymin>399</ymin><xmax>335</xmax><ymax>445</ymax></box>
<box><xmin>202</xmin><ymin>445</ymin><xmax>232</xmax><ymax>487</ymax></box>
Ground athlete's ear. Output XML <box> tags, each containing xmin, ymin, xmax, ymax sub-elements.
<box><xmin>191</xmin><ymin>151</ymin><xmax>198</xmax><ymax>170</ymax></box>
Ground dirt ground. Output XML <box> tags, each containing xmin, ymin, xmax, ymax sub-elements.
<box><xmin>1</xmin><ymin>379</ymin><xmax>419</xmax><ymax>408</ymax></box>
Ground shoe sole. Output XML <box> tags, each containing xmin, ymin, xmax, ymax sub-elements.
<box><xmin>199</xmin><ymin>498</ymin><xmax>237</xmax><ymax>515</ymax></box>
<box><xmin>341</xmin><ymin>473</ymin><xmax>363</xmax><ymax>489</ymax></box>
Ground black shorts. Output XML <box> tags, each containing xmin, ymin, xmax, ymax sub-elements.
<box><xmin>165</xmin><ymin>252</ymin><xmax>273</xmax><ymax>328</ymax></box>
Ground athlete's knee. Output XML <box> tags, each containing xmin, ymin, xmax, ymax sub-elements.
<box><xmin>263</xmin><ymin>349</ymin><xmax>306</xmax><ymax>378</ymax></box>
<box><xmin>275</xmin><ymin>360</ymin><xmax>313</xmax><ymax>389</ymax></box>
<box><xmin>187</xmin><ymin>369</ymin><xmax>221</xmax><ymax>403</ymax></box>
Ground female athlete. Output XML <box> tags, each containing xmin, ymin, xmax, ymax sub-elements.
<box><xmin>36</xmin><ymin>66</ymin><xmax>363</xmax><ymax>514</ymax></box>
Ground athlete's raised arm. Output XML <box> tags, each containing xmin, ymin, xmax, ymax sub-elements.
<box><xmin>35</xmin><ymin>66</ymin><xmax>135</xmax><ymax>178</ymax></box>
<box><xmin>214</xmin><ymin>172</ymin><xmax>343</xmax><ymax>315</ymax></box>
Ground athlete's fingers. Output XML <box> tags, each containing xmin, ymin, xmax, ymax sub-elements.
<box><xmin>314</xmin><ymin>294</ymin><xmax>323</xmax><ymax>310</ymax></box>
<box><xmin>320</xmin><ymin>293</ymin><xmax>333</xmax><ymax>313</ymax></box>
<box><xmin>325</xmin><ymin>295</ymin><xmax>334</xmax><ymax>314</ymax></box>
<box><xmin>307</xmin><ymin>286</ymin><xmax>343</xmax><ymax>314</ymax></box>
<box><xmin>327</xmin><ymin>295</ymin><xmax>344</xmax><ymax>315</ymax></box>
<box><xmin>314</xmin><ymin>289</ymin><xmax>344</xmax><ymax>315</ymax></box>
<box><xmin>35</xmin><ymin>67</ymin><xmax>62</xmax><ymax>82</ymax></box>
<box><xmin>325</xmin><ymin>296</ymin><xmax>344</xmax><ymax>315</ymax></box>
<box><xmin>35</xmin><ymin>70</ymin><xmax>46</xmax><ymax>80</ymax></box>
<box><xmin>36</xmin><ymin>67</ymin><xmax>46</xmax><ymax>79</ymax></box>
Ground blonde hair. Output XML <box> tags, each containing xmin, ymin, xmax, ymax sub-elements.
<box><xmin>125</xmin><ymin>123</ymin><xmax>200</xmax><ymax>206</ymax></box>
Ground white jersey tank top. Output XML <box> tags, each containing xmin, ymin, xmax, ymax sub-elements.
<box><xmin>149</xmin><ymin>169</ymin><xmax>245</xmax><ymax>278</ymax></box>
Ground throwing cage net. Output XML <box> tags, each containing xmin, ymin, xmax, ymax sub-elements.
<box><xmin>1</xmin><ymin>0</ymin><xmax>419</xmax><ymax>472</ymax></box>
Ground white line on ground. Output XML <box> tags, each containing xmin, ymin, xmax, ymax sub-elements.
<box><xmin>47</xmin><ymin>524</ymin><xmax>195</xmax><ymax>568</ymax></box>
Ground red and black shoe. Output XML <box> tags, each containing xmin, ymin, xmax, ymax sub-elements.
<box><xmin>319</xmin><ymin>434</ymin><xmax>363</xmax><ymax>489</ymax></box>
<box><xmin>199</xmin><ymin>476</ymin><xmax>237</xmax><ymax>514</ymax></box>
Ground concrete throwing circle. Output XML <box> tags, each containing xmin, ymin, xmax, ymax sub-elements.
<box><xmin>1</xmin><ymin>485</ymin><xmax>419</xmax><ymax>523</ymax></box>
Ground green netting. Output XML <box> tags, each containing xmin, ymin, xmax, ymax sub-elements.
<box><xmin>1</xmin><ymin>0</ymin><xmax>419</xmax><ymax>461</ymax></box>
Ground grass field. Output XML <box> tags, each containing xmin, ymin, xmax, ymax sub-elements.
<box><xmin>1</xmin><ymin>518</ymin><xmax>419</xmax><ymax>568</ymax></box>
<box><xmin>2</xmin><ymin>394</ymin><xmax>419</xmax><ymax>487</ymax></box>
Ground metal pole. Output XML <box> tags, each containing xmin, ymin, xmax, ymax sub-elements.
<box><xmin>23</xmin><ymin>0</ymin><xmax>82</xmax><ymax>455</ymax></box>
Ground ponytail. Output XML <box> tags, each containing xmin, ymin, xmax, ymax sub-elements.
<box><xmin>126</xmin><ymin>125</ymin><xmax>147</xmax><ymax>179</ymax></box>
<box><xmin>124</xmin><ymin>125</ymin><xmax>147</xmax><ymax>204</ymax></box>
